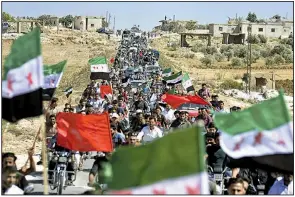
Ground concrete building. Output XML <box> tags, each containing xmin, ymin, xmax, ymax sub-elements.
<box><xmin>74</xmin><ymin>16</ymin><xmax>104</xmax><ymax>31</ymax></box>
<box><xmin>209</xmin><ymin>19</ymin><xmax>293</xmax><ymax>44</ymax></box>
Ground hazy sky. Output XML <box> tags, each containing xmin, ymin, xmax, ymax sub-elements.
<box><xmin>2</xmin><ymin>1</ymin><xmax>293</xmax><ymax>31</ymax></box>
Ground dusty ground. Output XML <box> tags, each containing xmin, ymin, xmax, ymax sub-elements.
<box><xmin>2</xmin><ymin>29</ymin><xmax>118</xmax><ymax>155</ymax></box>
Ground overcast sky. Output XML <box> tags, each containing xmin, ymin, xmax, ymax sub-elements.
<box><xmin>2</xmin><ymin>1</ymin><xmax>294</xmax><ymax>31</ymax></box>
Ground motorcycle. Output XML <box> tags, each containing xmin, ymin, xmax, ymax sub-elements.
<box><xmin>207</xmin><ymin>166</ymin><xmax>231</xmax><ymax>194</ymax></box>
<box><xmin>48</xmin><ymin>151</ymin><xmax>77</xmax><ymax>195</ymax></box>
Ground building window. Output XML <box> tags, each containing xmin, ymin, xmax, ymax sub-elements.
<box><xmin>271</xmin><ymin>28</ymin><xmax>276</xmax><ymax>32</ymax></box>
<box><xmin>258</xmin><ymin>28</ymin><xmax>263</xmax><ymax>32</ymax></box>
<box><xmin>219</xmin><ymin>27</ymin><xmax>223</xmax><ymax>31</ymax></box>
<box><xmin>91</xmin><ymin>24</ymin><xmax>94</xmax><ymax>27</ymax></box>
<box><xmin>240</xmin><ymin>27</ymin><xmax>242</xmax><ymax>31</ymax></box>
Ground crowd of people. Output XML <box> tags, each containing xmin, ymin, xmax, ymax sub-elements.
<box><xmin>2</xmin><ymin>29</ymin><xmax>293</xmax><ymax>195</ymax></box>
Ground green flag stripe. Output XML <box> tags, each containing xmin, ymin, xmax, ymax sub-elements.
<box><xmin>43</xmin><ymin>60</ymin><xmax>67</xmax><ymax>76</ymax></box>
<box><xmin>214</xmin><ymin>93</ymin><xmax>291</xmax><ymax>136</ymax></box>
<box><xmin>109</xmin><ymin>126</ymin><xmax>205</xmax><ymax>190</ymax></box>
<box><xmin>3</xmin><ymin>28</ymin><xmax>41</xmax><ymax>80</ymax></box>
<box><xmin>163</xmin><ymin>71</ymin><xmax>182</xmax><ymax>81</ymax></box>
<box><xmin>163</xmin><ymin>68</ymin><xmax>172</xmax><ymax>73</ymax></box>
<box><xmin>182</xmin><ymin>73</ymin><xmax>190</xmax><ymax>82</ymax></box>
<box><xmin>88</xmin><ymin>56</ymin><xmax>107</xmax><ymax>65</ymax></box>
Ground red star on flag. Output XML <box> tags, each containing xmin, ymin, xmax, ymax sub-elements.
<box><xmin>7</xmin><ymin>76</ymin><xmax>13</xmax><ymax>91</ymax></box>
<box><xmin>111</xmin><ymin>190</ymin><xmax>132</xmax><ymax>195</ymax></box>
<box><xmin>253</xmin><ymin>132</ymin><xmax>263</xmax><ymax>146</ymax></box>
<box><xmin>277</xmin><ymin>139</ymin><xmax>285</xmax><ymax>146</ymax></box>
<box><xmin>26</xmin><ymin>72</ymin><xmax>33</xmax><ymax>86</ymax></box>
<box><xmin>233</xmin><ymin>137</ymin><xmax>245</xmax><ymax>151</ymax></box>
<box><xmin>50</xmin><ymin>79</ymin><xmax>55</xmax><ymax>86</ymax></box>
<box><xmin>186</xmin><ymin>184</ymin><xmax>200</xmax><ymax>194</ymax></box>
<box><xmin>152</xmin><ymin>188</ymin><xmax>166</xmax><ymax>195</ymax></box>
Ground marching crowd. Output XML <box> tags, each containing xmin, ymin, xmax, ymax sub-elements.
<box><xmin>2</xmin><ymin>29</ymin><xmax>293</xmax><ymax>195</ymax></box>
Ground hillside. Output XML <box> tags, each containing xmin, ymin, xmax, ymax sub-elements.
<box><xmin>2</xmin><ymin>28</ymin><xmax>119</xmax><ymax>155</ymax></box>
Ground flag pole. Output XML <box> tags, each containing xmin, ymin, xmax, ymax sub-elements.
<box><xmin>195</xmin><ymin>120</ymin><xmax>207</xmax><ymax>194</ymax></box>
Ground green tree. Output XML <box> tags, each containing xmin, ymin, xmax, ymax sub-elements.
<box><xmin>2</xmin><ymin>12</ymin><xmax>15</xmax><ymax>21</ymax></box>
<box><xmin>37</xmin><ymin>14</ymin><xmax>51</xmax><ymax>25</ymax></box>
<box><xmin>273</xmin><ymin>54</ymin><xmax>285</xmax><ymax>65</ymax></box>
<box><xmin>265</xmin><ymin>57</ymin><xmax>274</xmax><ymax>67</ymax></box>
<box><xmin>185</xmin><ymin>20</ymin><xmax>197</xmax><ymax>30</ymax></box>
<box><xmin>60</xmin><ymin>15</ymin><xmax>74</xmax><ymax>27</ymax></box>
<box><xmin>214</xmin><ymin>53</ymin><xmax>226</xmax><ymax>62</ymax></box>
<box><xmin>224</xmin><ymin>50</ymin><xmax>234</xmax><ymax>61</ymax></box>
<box><xmin>257</xmin><ymin>34</ymin><xmax>267</xmax><ymax>43</ymax></box>
<box><xmin>247</xmin><ymin>34</ymin><xmax>260</xmax><ymax>44</ymax></box>
<box><xmin>246</xmin><ymin>12</ymin><xmax>258</xmax><ymax>23</ymax></box>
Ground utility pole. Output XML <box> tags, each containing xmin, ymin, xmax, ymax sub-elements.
<box><xmin>113</xmin><ymin>15</ymin><xmax>115</xmax><ymax>32</ymax></box>
<box><xmin>247</xmin><ymin>24</ymin><xmax>252</xmax><ymax>94</ymax></box>
<box><xmin>106</xmin><ymin>11</ymin><xmax>108</xmax><ymax>24</ymax></box>
<box><xmin>108</xmin><ymin>13</ymin><xmax>111</xmax><ymax>28</ymax></box>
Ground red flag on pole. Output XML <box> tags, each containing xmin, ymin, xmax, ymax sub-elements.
<box><xmin>161</xmin><ymin>93</ymin><xmax>210</xmax><ymax>109</ymax></box>
<box><xmin>56</xmin><ymin>112</ymin><xmax>113</xmax><ymax>152</ymax></box>
<box><xmin>100</xmin><ymin>85</ymin><xmax>113</xmax><ymax>98</ymax></box>
<box><xmin>110</xmin><ymin>57</ymin><xmax>115</xmax><ymax>64</ymax></box>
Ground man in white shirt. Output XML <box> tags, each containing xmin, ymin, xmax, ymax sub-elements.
<box><xmin>89</xmin><ymin>93</ymin><xmax>103</xmax><ymax>110</ymax></box>
<box><xmin>137</xmin><ymin>117</ymin><xmax>163</xmax><ymax>143</ymax></box>
<box><xmin>162</xmin><ymin>104</ymin><xmax>176</xmax><ymax>123</ymax></box>
<box><xmin>268</xmin><ymin>175</ymin><xmax>293</xmax><ymax>195</ymax></box>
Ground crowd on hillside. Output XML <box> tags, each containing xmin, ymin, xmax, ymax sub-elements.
<box><xmin>1</xmin><ymin>30</ymin><xmax>293</xmax><ymax>195</ymax></box>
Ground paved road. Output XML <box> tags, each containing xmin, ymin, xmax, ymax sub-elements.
<box><xmin>28</xmin><ymin>157</ymin><xmax>95</xmax><ymax>195</ymax></box>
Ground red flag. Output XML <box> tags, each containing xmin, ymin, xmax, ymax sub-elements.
<box><xmin>161</xmin><ymin>93</ymin><xmax>209</xmax><ymax>109</ymax></box>
<box><xmin>100</xmin><ymin>85</ymin><xmax>112</xmax><ymax>98</ymax></box>
<box><xmin>110</xmin><ymin>57</ymin><xmax>115</xmax><ymax>64</ymax></box>
<box><xmin>56</xmin><ymin>112</ymin><xmax>113</xmax><ymax>152</ymax></box>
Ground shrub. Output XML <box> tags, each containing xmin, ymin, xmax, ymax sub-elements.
<box><xmin>191</xmin><ymin>43</ymin><xmax>206</xmax><ymax>53</ymax></box>
<box><xmin>184</xmin><ymin>53</ymin><xmax>195</xmax><ymax>59</ymax></box>
<box><xmin>220</xmin><ymin>79</ymin><xmax>243</xmax><ymax>90</ymax></box>
<box><xmin>200</xmin><ymin>55</ymin><xmax>215</xmax><ymax>66</ymax></box>
<box><xmin>273</xmin><ymin>54</ymin><xmax>285</xmax><ymax>65</ymax></box>
<box><xmin>251</xmin><ymin>49</ymin><xmax>260</xmax><ymax>63</ymax></box>
<box><xmin>224</xmin><ymin>50</ymin><xmax>234</xmax><ymax>61</ymax></box>
<box><xmin>220</xmin><ymin>45</ymin><xmax>234</xmax><ymax>54</ymax></box>
<box><xmin>168</xmin><ymin>46</ymin><xmax>177</xmax><ymax>51</ymax></box>
<box><xmin>270</xmin><ymin>44</ymin><xmax>288</xmax><ymax>56</ymax></box>
<box><xmin>265</xmin><ymin>57</ymin><xmax>275</xmax><ymax>66</ymax></box>
<box><xmin>231</xmin><ymin>57</ymin><xmax>244</xmax><ymax>67</ymax></box>
<box><xmin>247</xmin><ymin>34</ymin><xmax>260</xmax><ymax>44</ymax></box>
<box><xmin>282</xmin><ymin>53</ymin><xmax>293</xmax><ymax>64</ymax></box>
<box><xmin>260</xmin><ymin>48</ymin><xmax>271</xmax><ymax>58</ymax></box>
<box><xmin>214</xmin><ymin>53</ymin><xmax>226</xmax><ymax>62</ymax></box>
<box><xmin>205</xmin><ymin>46</ymin><xmax>218</xmax><ymax>55</ymax></box>
<box><xmin>258</xmin><ymin>34</ymin><xmax>267</xmax><ymax>43</ymax></box>
<box><xmin>233</xmin><ymin>45</ymin><xmax>247</xmax><ymax>58</ymax></box>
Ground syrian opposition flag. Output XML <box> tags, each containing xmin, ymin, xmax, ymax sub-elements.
<box><xmin>89</xmin><ymin>56</ymin><xmax>110</xmax><ymax>80</ymax></box>
<box><xmin>100</xmin><ymin>85</ymin><xmax>112</xmax><ymax>99</ymax></box>
<box><xmin>121</xmin><ymin>77</ymin><xmax>130</xmax><ymax>87</ymax></box>
<box><xmin>2</xmin><ymin>28</ymin><xmax>44</xmax><ymax>123</ymax></box>
<box><xmin>56</xmin><ymin>112</ymin><xmax>113</xmax><ymax>152</ymax></box>
<box><xmin>64</xmin><ymin>87</ymin><xmax>73</xmax><ymax>98</ymax></box>
<box><xmin>163</xmin><ymin>71</ymin><xmax>182</xmax><ymax>85</ymax></box>
<box><xmin>107</xmin><ymin>126</ymin><xmax>209</xmax><ymax>194</ymax></box>
<box><xmin>182</xmin><ymin>73</ymin><xmax>195</xmax><ymax>92</ymax></box>
<box><xmin>42</xmin><ymin>60</ymin><xmax>67</xmax><ymax>100</ymax></box>
<box><xmin>162</xmin><ymin>68</ymin><xmax>172</xmax><ymax>77</ymax></box>
<box><xmin>214</xmin><ymin>92</ymin><xmax>293</xmax><ymax>173</ymax></box>
<box><xmin>161</xmin><ymin>93</ymin><xmax>210</xmax><ymax>109</ymax></box>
